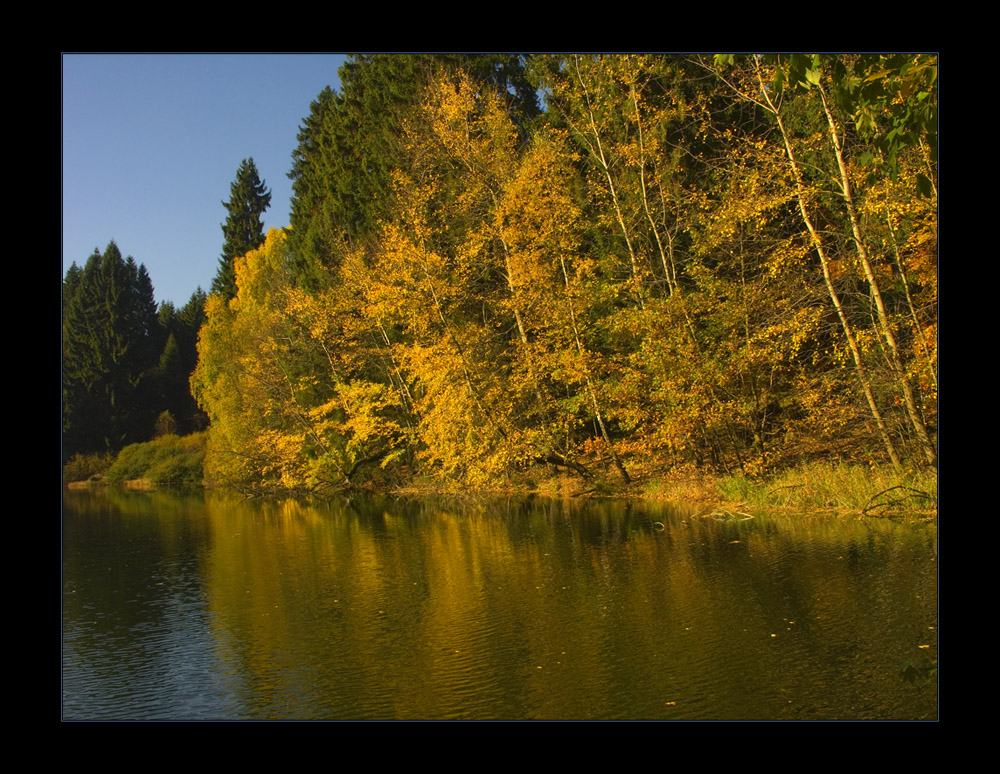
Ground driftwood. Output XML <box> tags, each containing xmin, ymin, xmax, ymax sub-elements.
<box><xmin>862</xmin><ymin>485</ymin><xmax>935</xmax><ymax>517</ymax></box>
<box><xmin>696</xmin><ymin>507</ymin><xmax>754</xmax><ymax>521</ymax></box>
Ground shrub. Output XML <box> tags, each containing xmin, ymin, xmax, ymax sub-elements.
<box><xmin>154</xmin><ymin>410</ymin><xmax>178</xmax><ymax>437</ymax></box>
<box><xmin>105</xmin><ymin>432</ymin><xmax>207</xmax><ymax>487</ymax></box>
<box><xmin>63</xmin><ymin>452</ymin><xmax>115</xmax><ymax>483</ymax></box>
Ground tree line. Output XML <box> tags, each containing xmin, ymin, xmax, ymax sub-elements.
<box><xmin>62</xmin><ymin>242</ymin><xmax>208</xmax><ymax>459</ymax></box>
<box><xmin>65</xmin><ymin>54</ymin><xmax>938</xmax><ymax>492</ymax></box>
<box><xmin>61</xmin><ymin>156</ymin><xmax>275</xmax><ymax>461</ymax></box>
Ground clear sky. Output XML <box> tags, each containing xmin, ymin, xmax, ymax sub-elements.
<box><xmin>62</xmin><ymin>53</ymin><xmax>348</xmax><ymax>307</ymax></box>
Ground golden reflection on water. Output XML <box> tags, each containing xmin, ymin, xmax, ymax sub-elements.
<box><xmin>64</xmin><ymin>491</ymin><xmax>937</xmax><ymax>720</ymax></box>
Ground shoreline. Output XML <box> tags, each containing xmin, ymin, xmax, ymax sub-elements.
<box><xmin>66</xmin><ymin>460</ymin><xmax>937</xmax><ymax>518</ymax></box>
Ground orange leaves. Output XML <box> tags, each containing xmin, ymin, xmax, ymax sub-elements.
<box><xmin>498</xmin><ymin>135</ymin><xmax>582</xmax><ymax>259</ymax></box>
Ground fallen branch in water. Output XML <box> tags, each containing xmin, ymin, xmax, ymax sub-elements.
<box><xmin>697</xmin><ymin>507</ymin><xmax>754</xmax><ymax>521</ymax></box>
<box><xmin>862</xmin><ymin>485</ymin><xmax>936</xmax><ymax>517</ymax></box>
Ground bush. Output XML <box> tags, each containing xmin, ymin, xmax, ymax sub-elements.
<box><xmin>154</xmin><ymin>410</ymin><xmax>178</xmax><ymax>437</ymax></box>
<box><xmin>63</xmin><ymin>452</ymin><xmax>115</xmax><ymax>483</ymax></box>
<box><xmin>105</xmin><ymin>432</ymin><xmax>207</xmax><ymax>487</ymax></box>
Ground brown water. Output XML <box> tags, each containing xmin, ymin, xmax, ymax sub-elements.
<box><xmin>62</xmin><ymin>489</ymin><xmax>937</xmax><ymax>720</ymax></box>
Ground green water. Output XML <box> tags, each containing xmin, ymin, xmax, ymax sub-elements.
<box><xmin>62</xmin><ymin>489</ymin><xmax>937</xmax><ymax>720</ymax></box>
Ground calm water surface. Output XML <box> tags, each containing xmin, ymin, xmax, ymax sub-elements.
<box><xmin>62</xmin><ymin>489</ymin><xmax>937</xmax><ymax>720</ymax></box>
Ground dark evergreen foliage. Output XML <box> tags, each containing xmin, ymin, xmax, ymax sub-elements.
<box><xmin>63</xmin><ymin>242</ymin><xmax>161</xmax><ymax>458</ymax></box>
<box><xmin>212</xmin><ymin>158</ymin><xmax>271</xmax><ymax>300</ymax></box>
<box><xmin>287</xmin><ymin>54</ymin><xmax>539</xmax><ymax>288</ymax></box>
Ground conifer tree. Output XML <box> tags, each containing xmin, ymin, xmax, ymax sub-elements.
<box><xmin>63</xmin><ymin>241</ymin><xmax>160</xmax><ymax>457</ymax></box>
<box><xmin>176</xmin><ymin>287</ymin><xmax>208</xmax><ymax>375</ymax></box>
<box><xmin>213</xmin><ymin>158</ymin><xmax>271</xmax><ymax>300</ymax></box>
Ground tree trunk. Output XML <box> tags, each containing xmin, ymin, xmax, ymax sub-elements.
<box><xmin>572</xmin><ymin>56</ymin><xmax>645</xmax><ymax>310</ymax></box>
<box><xmin>818</xmin><ymin>86</ymin><xmax>936</xmax><ymax>468</ymax></box>
<box><xmin>559</xmin><ymin>254</ymin><xmax>631</xmax><ymax>484</ymax></box>
<box><xmin>750</xmin><ymin>62</ymin><xmax>903</xmax><ymax>471</ymax></box>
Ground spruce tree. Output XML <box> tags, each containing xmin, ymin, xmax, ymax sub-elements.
<box><xmin>212</xmin><ymin>158</ymin><xmax>271</xmax><ymax>300</ymax></box>
<box><xmin>153</xmin><ymin>288</ymin><xmax>209</xmax><ymax>434</ymax></box>
<box><xmin>63</xmin><ymin>241</ymin><xmax>160</xmax><ymax>458</ymax></box>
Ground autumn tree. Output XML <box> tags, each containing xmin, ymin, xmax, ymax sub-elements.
<box><xmin>803</xmin><ymin>55</ymin><xmax>936</xmax><ymax>467</ymax></box>
<box><xmin>707</xmin><ymin>54</ymin><xmax>937</xmax><ymax>469</ymax></box>
<box><xmin>497</xmin><ymin>130</ymin><xmax>632</xmax><ymax>482</ymax></box>
<box><xmin>189</xmin><ymin>54</ymin><xmax>937</xmax><ymax>492</ymax></box>
<box><xmin>193</xmin><ymin>229</ymin><xmax>410</xmax><ymax>492</ymax></box>
<box><xmin>287</xmin><ymin>55</ymin><xmax>539</xmax><ymax>288</ymax></box>
<box><xmin>528</xmin><ymin>56</ymin><xmax>738</xmax><ymax>473</ymax></box>
<box><xmin>365</xmin><ymin>71</ymin><xmax>633</xmax><ymax>483</ymax></box>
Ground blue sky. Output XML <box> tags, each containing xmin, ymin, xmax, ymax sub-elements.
<box><xmin>62</xmin><ymin>53</ymin><xmax>348</xmax><ymax>306</ymax></box>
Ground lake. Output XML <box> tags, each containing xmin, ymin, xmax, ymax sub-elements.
<box><xmin>62</xmin><ymin>488</ymin><xmax>937</xmax><ymax>720</ymax></box>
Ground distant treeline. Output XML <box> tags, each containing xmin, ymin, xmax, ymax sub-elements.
<box><xmin>62</xmin><ymin>241</ymin><xmax>207</xmax><ymax>460</ymax></box>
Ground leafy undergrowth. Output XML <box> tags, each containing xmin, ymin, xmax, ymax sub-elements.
<box><xmin>63</xmin><ymin>452</ymin><xmax>116</xmax><ymax>484</ymax></box>
<box><xmin>104</xmin><ymin>432</ymin><xmax>207</xmax><ymax>487</ymax></box>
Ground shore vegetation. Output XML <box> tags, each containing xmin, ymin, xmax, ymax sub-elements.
<box><xmin>65</xmin><ymin>55</ymin><xmax>937</xmax><ymax>512</ymax></box>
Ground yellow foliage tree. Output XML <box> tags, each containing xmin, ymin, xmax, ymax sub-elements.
<box><xmin>192</xmin><ymin>229</ymin><xmax>409</xmax><ymax>492</ymax></box>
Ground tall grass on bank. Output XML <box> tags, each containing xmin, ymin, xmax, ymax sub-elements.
<box><xmin>715</xmin><ymin>461</ymin><xmax>937</xmax><ymax>514</ymax></box>
<box><xmin>104</xmin><ymin>432</ymin><xmax>207</xmax><ymax>487</ymax></box>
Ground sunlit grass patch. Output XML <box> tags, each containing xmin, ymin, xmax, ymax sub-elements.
<box><xmin>715</xmin><ymin>461</ymin><xmax>937</xmax><ymax>514</ymax></box>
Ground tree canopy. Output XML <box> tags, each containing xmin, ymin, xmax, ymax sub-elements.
<box><xmin>286</xmin><ymin>54</ymin><xmax>539</xmax><ymax>288</ymax></box>
<box><xmin>63</xmin><ymin>241</ymin><xmax>209</xmax><ymax>460</ymax></box>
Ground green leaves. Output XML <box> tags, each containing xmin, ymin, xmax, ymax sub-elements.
<box><xmin>916</xmin><ymin>173</ymin><xmax>934</xmax><ymax>198</ymax></box>
<box><xmin>719</xmin><ymin>53</ymin><xmax>937</xmax><ymax>195</ymax></box>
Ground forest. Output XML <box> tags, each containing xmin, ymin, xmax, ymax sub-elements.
<box><xmin>63</xmin><ymin>54</ymin><xmax>938</xmax><ymax>497</ymax></box>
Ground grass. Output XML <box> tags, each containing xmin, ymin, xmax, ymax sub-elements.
<box><xmin>394</xmin><ymin>458</ymin><xmax>938</xmax><ymax>516</ymax></box>
<box><xmin>714</xmin><ymin>460</ymin><xmax>937</xmax><ymax>514</ymax></box>
<box><xmin>641</xmin><ymin>472</ymin><xmax>719</xmax><ymax>504</ymax></box>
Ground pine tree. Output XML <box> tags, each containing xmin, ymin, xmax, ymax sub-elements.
<box><xmin>212</xmin><ymin>158</ymin><xmax>271</xmax><ymax>300</ymax></box>
<box><xmin>153</xmin><ymin>288</ymin><xmax>209</xmax><ymax>434</ymax></box>
<box><xmin>176</xmin><ymin>287</ymin><xmax>208</xmax><ymax>375</ymax></box>
<box><xmin>63</xmin><ymin>241</ymin><xmax>160</xmax><ymax>458</ymax></box>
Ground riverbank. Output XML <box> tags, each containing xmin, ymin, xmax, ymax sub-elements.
<box><xmin>392</xmin><ymin>460</ymin><xmax>937</xmax><ymax>517</ymax></box>
<box><xmin>65</xmin><ymin>438</ymin><xmax>936</xmax><ymax>517</ymax></box>
<box><xmin>708</xmin><ymin>461</ymin><xmax>936</xmax><ymax>517</ymax></box>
